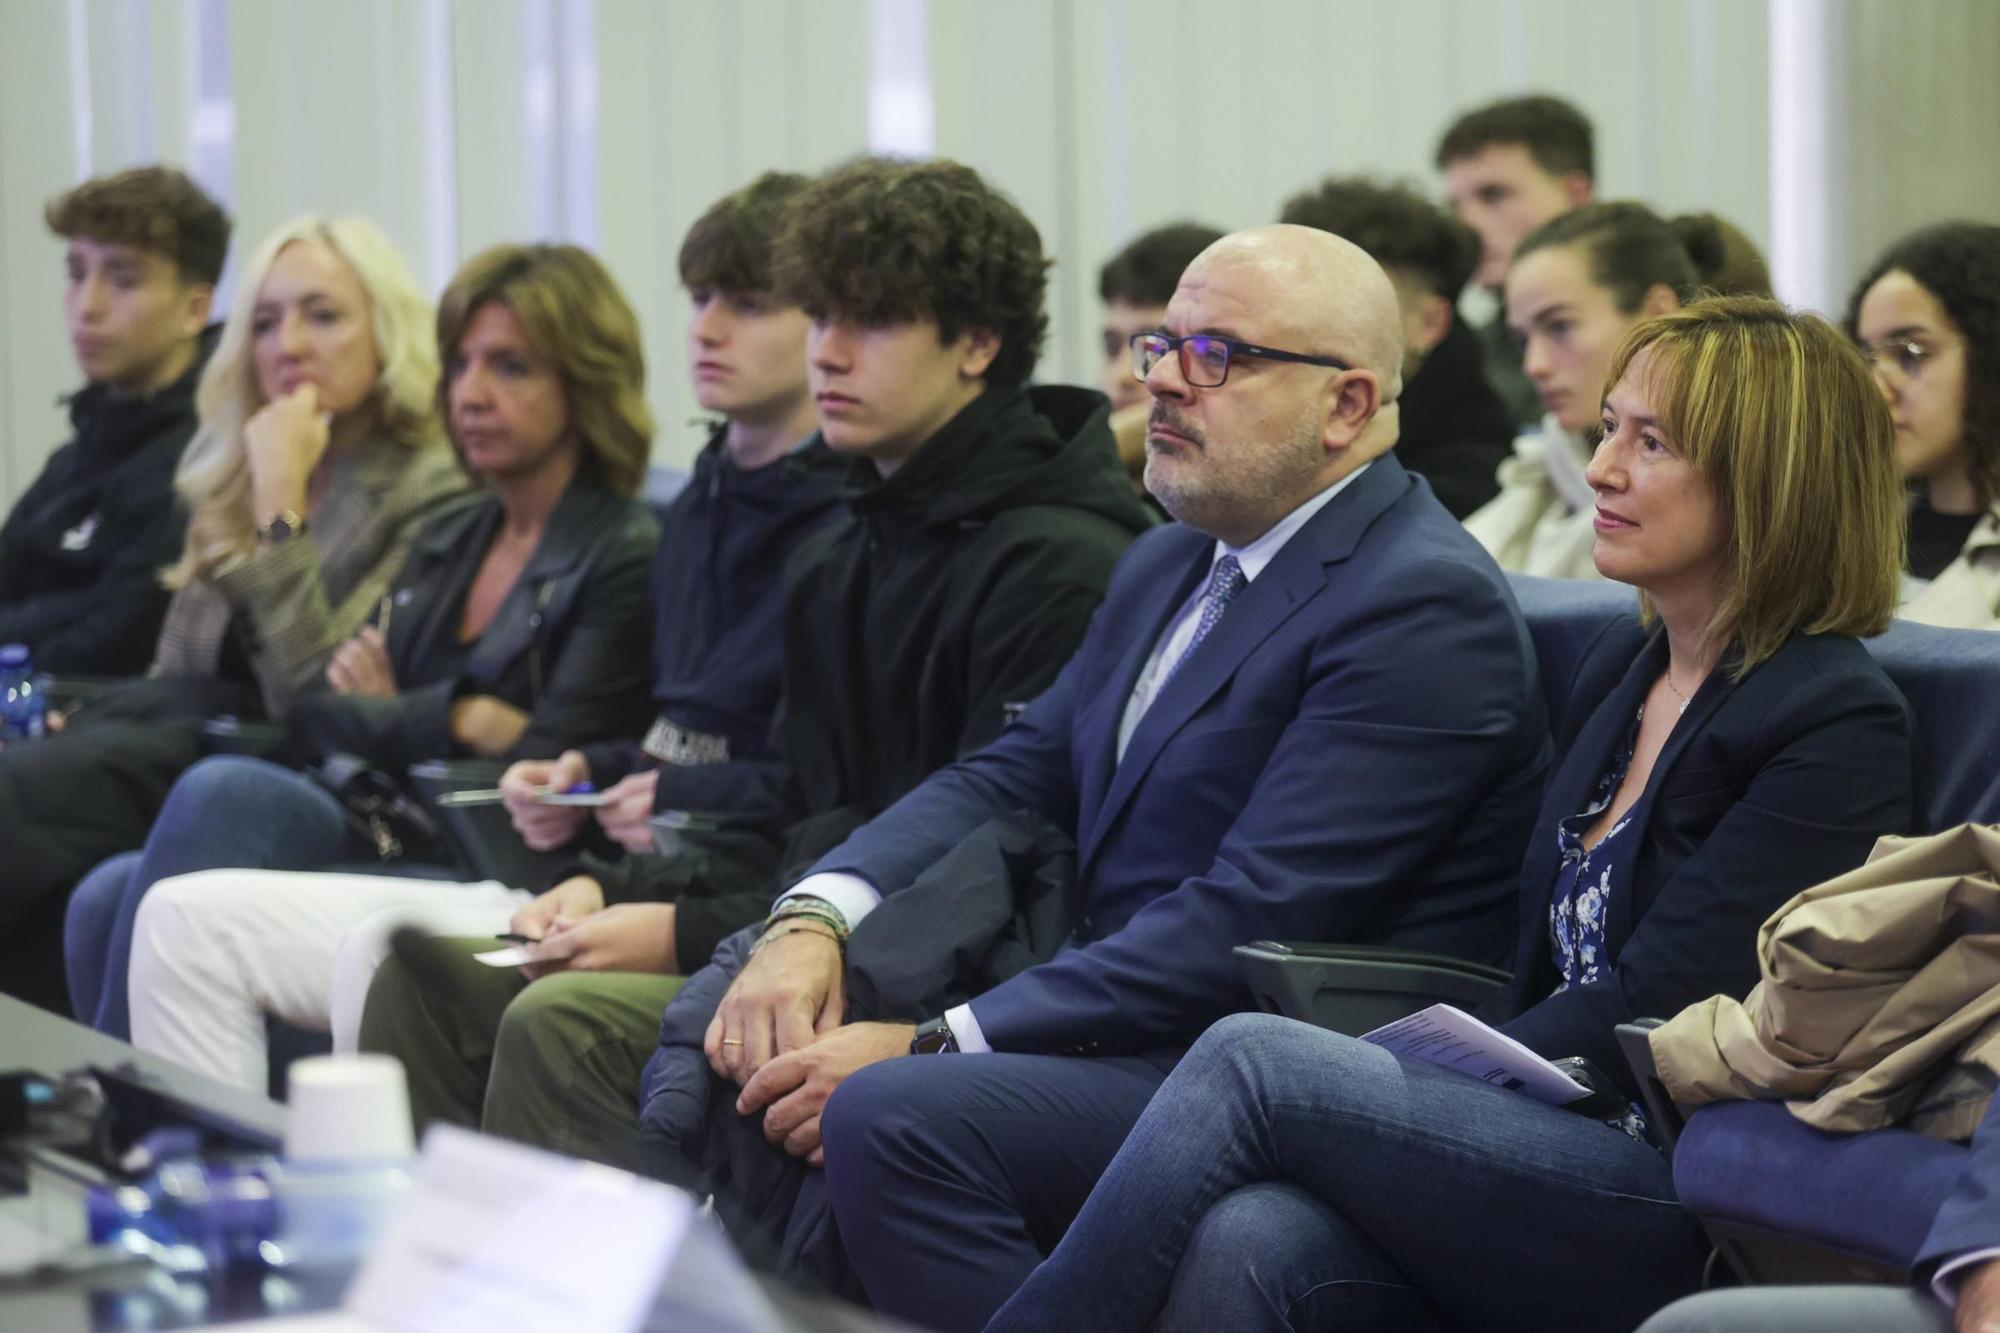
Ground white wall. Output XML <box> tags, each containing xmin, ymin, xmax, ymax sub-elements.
<box><xmin>1</xmin><ymin>0</ymin><xmax>1995</xmax><ymax>508</ymax></box>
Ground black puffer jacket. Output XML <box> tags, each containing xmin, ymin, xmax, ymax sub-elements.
<box><xmin>589</xmin><ymin>383</ymin><xmax>1157</xmax><ymax>968</ymax></box>
<box><xmin>0</xmin><ymin>327</ymin><xmax>217</xmax><ymax>673</ymax></box>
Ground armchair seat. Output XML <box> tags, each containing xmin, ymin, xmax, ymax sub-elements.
<box><xmin>1672</xmin><ymin>1099</ymin><xmax>1966</xmax><ymax>1283</ymax></box>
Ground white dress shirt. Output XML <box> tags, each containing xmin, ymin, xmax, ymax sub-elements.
<box><xmin>782</xmin><ymin>463</ymin><xmax>1374</xmax><ymax>1052</ymax></box>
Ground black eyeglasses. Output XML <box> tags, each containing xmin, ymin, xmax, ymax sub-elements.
<box><xmin>1130</xmin><ymin>332</ymin><xmax>1351</xmax><ymax>388</ymax></box>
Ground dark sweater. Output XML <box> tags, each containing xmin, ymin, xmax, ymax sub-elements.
<box><xmin>1908</xmin><ymin>495</ymin><xmax>1981</xmax><ymax>582</ymax></box>
<box><xmin>0</xmin><ymin>327</ymin><xmax>218</xmax><ymax>673</ymax></box>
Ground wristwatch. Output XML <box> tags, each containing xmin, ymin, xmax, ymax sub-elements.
<box><xmin>257</xmin><ymin>509</ymin><xmax>307</xmax><ymax>544</ymax></box>
<box><xmin>910</xmin><ymin>1016</ymin><xmax>960</xmax><ymax>1055</ymax></box>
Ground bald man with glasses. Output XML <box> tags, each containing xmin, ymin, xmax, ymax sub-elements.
<box><xmin>645</xmin><ymin>225</ymin><xmax>1551</xmax><ymax>1330</ymax></box>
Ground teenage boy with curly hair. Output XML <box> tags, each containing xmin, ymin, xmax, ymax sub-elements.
<box><xmin>358</xmin><ymin>157</ymin><xmax>1153</xmax><ymax>1167</ymax></box>
<box><xmin>0</xmin><ymin>167</ymin><xmax>230</xmax><ymax>673</ymax></box>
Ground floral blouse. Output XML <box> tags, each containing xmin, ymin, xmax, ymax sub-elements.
<box><xmin>1547</xmin><ymin>705</ymin><xmax>1653</xmax><ymax>1142</ymax></box>
<box><xmin>1549</xmin><ymin>707</ymin><xmax>1643</xmax><ymax>991</ymax></box>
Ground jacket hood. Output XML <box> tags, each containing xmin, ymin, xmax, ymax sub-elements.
<box><xmin>849</xmin><ymin>383</ymin><xmax>1153</xmax><ymax>536</ymax></box>
<box><xmin>689</xmin><ymin>424</ymin><xmax>855</xmax><ymax>527</ymax></box>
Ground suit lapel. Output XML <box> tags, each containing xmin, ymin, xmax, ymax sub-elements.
<box><xmin>1511</xmin><ymin>629</ymin><xmax>1664</xmax><ymax>978</ymax></box>
<box><xmin>1076</xmin><ymin>459</ymin><xmax>1408</xmax><ymax>871</ymax></box>
<box><xmin>1072</xmin><ymin>532</ymin><xmax>1210</xmax><ymax>841</ymax></box>
<box><xmin>1602</xmin><ymin>640</ymin><xmax>1741</xmax><ymax>946</ymax></box>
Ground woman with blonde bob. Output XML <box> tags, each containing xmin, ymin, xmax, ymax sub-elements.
<box><xmin>1</xmin><ymin>215</ymin><xmax>466</xmax><ymax>1003</ymax></box>
<box><xmin>986</xmin><ymin>299</ymin><xmax>1917</xmax><ymax>1333</ymax></box>
<box><xmin>66</xmin><ymin>242</ymin><xmax>663</xmax><ymax>1045</ymax></box>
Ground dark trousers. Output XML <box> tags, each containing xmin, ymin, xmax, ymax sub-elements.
<box><xmin>818</xmin><ymin>1050</ymin><xmax>1175</xmax><ymax>1332</ymax></box>
<box><xmin>0</xmin><ymin>717</ymin><xmax>209</xmax><ymax>1010</ymax></box>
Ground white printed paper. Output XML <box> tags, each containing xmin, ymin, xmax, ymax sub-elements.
<box><xmin>1362</xmin><ymin>1003</ymin><xmax>1588</xmax><ymax>1106</ymax></box>
<box><xmin>339</xmin><ymin>1125</ymin><xmax>785</xmax><ymax>1333</ymax></box>
<box><xmin>471</xmin><ymin>945</ymin><xmax>537</xmax><ymax>968</ymax></box>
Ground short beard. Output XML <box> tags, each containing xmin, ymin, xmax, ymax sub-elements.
<box><xmin>1146</xmin><ymin>402</ymin><xmax>1327</xmax><ymax>543</ymax></box>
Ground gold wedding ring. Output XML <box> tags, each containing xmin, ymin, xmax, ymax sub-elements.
<box><xmin>720</xmin><ymin>1038</ymin><xmax>744</xmax><ymax>1047</ymax></box>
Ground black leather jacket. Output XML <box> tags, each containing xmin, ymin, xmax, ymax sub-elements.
<box><xmin>286</xmin><ymin>468</ymin><xmax>660</xmax><ymax>773</ymax></box>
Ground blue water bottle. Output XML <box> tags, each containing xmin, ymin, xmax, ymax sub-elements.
<box><xmin>0</xmin><ymin>643</ymin><xmax>45</xmax><ymax>741</ymax></box>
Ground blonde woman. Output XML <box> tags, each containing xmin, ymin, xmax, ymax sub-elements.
<box><xmin>0</xmin><ymin>216</ymin><xmax>467</xmax><ymax>998</ymax></box>
<box><xmin>150</xmin><ymin>215</ymin><xmax>468</xmax><ymax>712</ymax></box>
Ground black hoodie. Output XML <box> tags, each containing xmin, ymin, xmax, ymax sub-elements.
<box><xmin>589</xmin><ymin>383</ymin><xmax>1156</xmax><ymax>968</ymax></box>
<box><xmin>1396</xmin><ymin>319</ymin><xmax>1519</xmax><ymax>520</ymax></box>
<box><xmin>0</xmin><ymin>326</ymin><xmax>219</xmax><ymax>674</ymax></box>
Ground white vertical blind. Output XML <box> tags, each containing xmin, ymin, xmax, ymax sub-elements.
<box><xmin>0</xmin><ymin>0</ymin><xmax>1994</xmax><ymax>508</ymax></box>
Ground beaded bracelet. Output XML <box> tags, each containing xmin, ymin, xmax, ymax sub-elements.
<box><xmin>749</xmin><ymin>920</ymin><xmax>844</xmax><ymax>957</ymax></box>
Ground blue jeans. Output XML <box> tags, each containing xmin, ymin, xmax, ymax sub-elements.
<box><xmin>63</xmin><ymin>756</ymin><xmax>362</xmax><ymax>1037</ymax></box>
<box><xmin>985</xmin><ymin>1012</ymin><xmax>1707</xmax><ymax>1333</ymax></box>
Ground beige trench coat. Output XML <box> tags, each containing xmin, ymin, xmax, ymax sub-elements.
<box><xmin>1650</xmin><ymin>823</ymin><xmax>2000</xmax><ymax>1142</ymax></box>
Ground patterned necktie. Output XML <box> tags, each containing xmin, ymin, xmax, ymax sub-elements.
<box><xmin>1164</xmin><ymin>554</ymin><xmax>1246</xmax><ymax>684</ymax></box>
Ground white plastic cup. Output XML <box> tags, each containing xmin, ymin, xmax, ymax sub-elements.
<box><xmin>283</xmin><ymin>1054</ymin><xmax>415</xmax><ymax>1164</ymax></box>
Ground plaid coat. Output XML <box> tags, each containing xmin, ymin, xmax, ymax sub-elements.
<box><xmin>150</xmin><ymin>433</ymin><xmax>470</xmax><ymax>717</ymax></box>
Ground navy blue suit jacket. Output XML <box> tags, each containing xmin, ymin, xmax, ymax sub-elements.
<box><xmin>1487</xmin><ymin>618</ymin><xmax>1915</xmax><ymax>1097</ymax></box>
<box><xmin>811</xmin><ymin>456</ymin><xmax>1549</xmax><ymax>1055</ymax></box>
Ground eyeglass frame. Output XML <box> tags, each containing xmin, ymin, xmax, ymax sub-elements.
<box><xmin>1129</xmin><ymin>331</ymin><xmax>1353</xmax><ymax>388</ymax></box>
<box><xmin>1858</xmin><ymin>334</ymin><xmax>1963</xmax><ymax>380</ymax></box>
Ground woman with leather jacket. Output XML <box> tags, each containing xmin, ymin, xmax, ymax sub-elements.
<box><xmin>63</xmin><ymin>242</ymin><xmax>660</xmax><ymax>1039</ymax></box>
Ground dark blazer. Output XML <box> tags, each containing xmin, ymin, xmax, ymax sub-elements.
<box><xmin>1487</xmin><ymin>618</ymin><xmax>1916</xmax><ymax>1097</ymax></box>
<box><xmin>286</xmin><ymin>469</ymin><xmax>659</xmax><ymax>772</ymax></box>
<box><xmin>815</xmin><ymin>454</ymin><xmax>1550</xmax><ymax>1055</ymax></box>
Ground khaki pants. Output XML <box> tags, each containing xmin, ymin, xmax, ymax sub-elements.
<box><xmin>358</xmin><ymin>937</ymin><xmax>682</xmax><ymax>1172</ymax></box>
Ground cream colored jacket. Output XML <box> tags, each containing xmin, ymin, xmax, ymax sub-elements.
<box><xmin>1462</xmin><ymin>416</ymin><xmax>1601</xmax><ymax>580</ymax></box>
<box><xmin>1901</xmin><ymin>505</ymin><xmax>2000</xmax><ymax>631</ymax></box>
<box><xmin>1650</xmin><ymin>824</ymin><xmax>2000</xmax><ymax>1142</ymax></box>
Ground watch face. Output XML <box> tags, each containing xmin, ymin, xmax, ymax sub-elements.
<box><xmin>910</xmin><ymin>1022</ymin><xmax>956</xmax><ymax>1055</ymax></box>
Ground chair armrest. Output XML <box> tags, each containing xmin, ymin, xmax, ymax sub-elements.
<box><xmin>1234</xmin><ymin>941</ymin><xmax>1511</xmax><ymax>1037</ymax></box>
<box><xmin>1614</xmin><ymin>1018</ymin><xmax>1685</xmax><ymax>1156</ymax></box>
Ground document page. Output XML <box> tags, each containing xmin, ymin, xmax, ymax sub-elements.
<box><xmin>1362</xmin><ymin>1003</ymin><xmax>1588</xmax><ymax>1106</ymax></box>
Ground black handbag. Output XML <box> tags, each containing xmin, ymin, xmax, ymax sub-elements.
<box><xmin>309</xmin><ymin>752</ymin><xmax>446</xmax><ymax>863</ymax></box>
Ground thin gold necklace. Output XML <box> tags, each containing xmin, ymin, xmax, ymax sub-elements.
<box><xmin>1664</xmin><ymin>667</ymin><xmax>1692</xmax><ymax>714</ymax></box>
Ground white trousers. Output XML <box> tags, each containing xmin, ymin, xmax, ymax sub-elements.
<box><xmin>127</xmin><ymin>869</ymin><xmax>532</xmax><ymax>1094</ymax></box>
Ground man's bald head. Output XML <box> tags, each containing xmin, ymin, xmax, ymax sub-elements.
<box><xmin>1142</xmin><ymin>224</ymin><xmax>1409</xmax><ymax>547</ymax></box>
<box><xmin>1181</xmin><ymin>224</ymin><xmax>1406</xmax><ymax>402</ymax></box>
